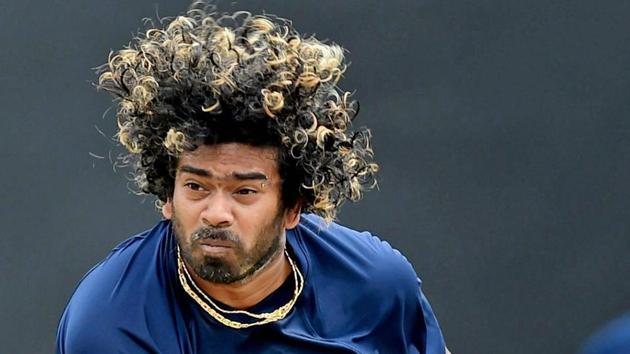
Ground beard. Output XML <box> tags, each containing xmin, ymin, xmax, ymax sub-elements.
<box><xmin>172</xmin><ymin>206</ymin><xmax>286</xmax><ymax>284</ymax></box>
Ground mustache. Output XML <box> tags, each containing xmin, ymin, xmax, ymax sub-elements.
<box><xmin>191</xmin><ymin>227</ymin><xmax>240</xmax><ymax>244</ymax></box>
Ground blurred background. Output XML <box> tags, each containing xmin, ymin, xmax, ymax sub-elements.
<box><xmin>1</xmin><ymin>0</ymin><xmax>630</xmax><ymax>353</ymax></box>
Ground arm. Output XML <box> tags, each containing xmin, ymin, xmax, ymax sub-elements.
<box><xmin>416</xmin><ymin>281</ymin><xmax>448</xmax><ymax>354</ymax></box>
<box><xmin>56</xmin><ymin>306</ymin><xmax>158</xmax><ymax>354</ymax></box>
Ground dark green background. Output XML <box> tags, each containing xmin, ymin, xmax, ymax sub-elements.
<box><xmin>2</xmin><ymin>1</ymin><xmax>630</xmax><ymax>353</ymax></box>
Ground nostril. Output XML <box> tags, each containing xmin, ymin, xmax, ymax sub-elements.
<box><xmin>201</xmin><ymin>208</ymin><xmax>234</xmax><ymax>227</ymax></box>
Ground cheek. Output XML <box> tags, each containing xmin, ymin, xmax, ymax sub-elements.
<box><xmin>173</xmin><ymin>185</ymin><xmax>202</xmax><ymax>213</ymax></box>
<box><xmin>237</xmin><ymin>205</ymin><xmax>281</xmax><ymax>244</ymax></box>
<box><xmin>172</xmin><ymin>198</ymin><xmax>203</xmax><ymax>237</ymax></box>
<box><xmin>227</xmin><ymin>209</ymin><xmax>257</xmax><ymax>246</ymax></box>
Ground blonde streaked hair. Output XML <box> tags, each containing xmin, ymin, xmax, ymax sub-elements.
<box><xmin>97</xmin><ymin>2</ymin><xmax>378</xmax><ymax>221</ymax></box>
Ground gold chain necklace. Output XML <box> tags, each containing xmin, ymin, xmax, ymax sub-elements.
<box><xmin>176</xmin><ymin>246</ymin><xmax>304</xmax><ymax>329</ymax></box>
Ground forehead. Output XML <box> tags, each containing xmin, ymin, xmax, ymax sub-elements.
<box><xmin>177</xmin><ymin>143</ymin><xmax>279</xmax><ymax>175</ymax></box>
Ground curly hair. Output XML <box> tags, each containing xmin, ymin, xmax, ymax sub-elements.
<box><xmin>97</xmin><ymin>3</ymin><xmax>378</xmax><ymax>221</ymax></box>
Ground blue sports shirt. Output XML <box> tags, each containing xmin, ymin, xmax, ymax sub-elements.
<box><xmin>578</xmin><ymin>312</ymin><xmax>630</xmax><ymax>354</ymax></box>
<box><xmin>57</xmin><ymin>214</ymin><xmax>446</xmax><ymax>353</ymax></box>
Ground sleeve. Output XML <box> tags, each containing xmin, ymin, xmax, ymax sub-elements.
<box><xmin>55</xmin><ymin>262</ymin><xmax>161</xmax><ymax>354</ymax></box>
<box><xmin>362</xmin><ymin>234</ymin><xmax>447</xmax><ymax>354</ymax></box>
<box><xmin>56</xmin><ymin>305</ymin><xmax>109</xmax><ymax>354</ymax></box>
<box><xmin>577</xmin><ymin>313</ymin><xmax>630</xmax><ymax>354</ymax></box>
<box><xmin>415</xmin><ymin>278</ymin><xmax>447</xmax><ymax>354</ymax></box>
<box><xmin>55</xmin><ymin>301</ymin><xmax>159</xmax><ymax>354</ymax></box>
<box><xmin>364</xmin><ymin>236</ymin><xmax>447</xmax><ymax>354</ymax></box>
<box><xmin>56</xmin><ymin>229</ymin><xmax>174</xmax><ymax>354</ymax></box>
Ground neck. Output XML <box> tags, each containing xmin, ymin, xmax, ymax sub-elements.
<box><xmin>184</xmin><ymin>243</ymin><xmax>292</xmax><ymax>310</ymax></box>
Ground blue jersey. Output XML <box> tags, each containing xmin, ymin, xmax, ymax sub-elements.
<box><xmin>578</xmin><ymin>313</ymin><xmax>630</xmax><ymax>354</ymax></box>
<box><xmin>56</xmin><ymin>214</ymin><xmax>446</xmax><ymax>353</ymax></box>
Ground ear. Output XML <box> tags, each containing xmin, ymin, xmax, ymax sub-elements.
<box><xmin>283</xmin><ymin>201</ymin><xmax>301</xmax><ymax>229</ymax></box>
<box><xmin>162</xmin><ymin>199</ymin><xmax>173</xmax><ymax>220</ymax></box>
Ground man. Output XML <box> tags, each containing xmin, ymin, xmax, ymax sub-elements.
<box><xmin>57</xmin><ymin>4</ymin><xmax>449</xmax><ymax>353</ymax></box>
<box><xmin>577</xmin><ymin>313</ymin><xmax>630</xmax><ymax>354</ymax></box>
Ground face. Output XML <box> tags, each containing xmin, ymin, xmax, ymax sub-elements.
<box><xmin>162</xmin><ymin>143</ymin><xmax>300</xmax><ymax>284</ymax></box>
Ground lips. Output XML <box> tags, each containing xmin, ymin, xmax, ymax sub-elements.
<box><xmin>198</xmin><ymin>239</ymin><xmax>233</xmax><ymax>248</ymax></box>
<box><xmin>197</xmin><ymin>239</ymin><xmax>234</xmax><ymax>255</ymax></box>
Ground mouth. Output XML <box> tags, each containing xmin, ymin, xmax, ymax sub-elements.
<box><xmin>197</xmin><ymin>239</ymin><xmax>233</xmax><ymax>255</ymax></box>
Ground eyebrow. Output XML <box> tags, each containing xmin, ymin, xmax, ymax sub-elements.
<box><xmin>179</xmin><ymin>165</ymin><xmax>268</xmax><ymax>181</ymax></box>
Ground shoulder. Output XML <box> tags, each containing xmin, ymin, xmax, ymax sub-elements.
<box><xmin>295</xmin><ymin>214</ymin><xmax>419</xmax><ymax>299</ymax></box>
<box><xmin>67</xmin><ymin>221</ymin><xmax>167</xmax><ymax>302</ymax></box>
<box><xmin>56</xmin><ymin>221</ymin><xmax>171</xmax><ymax>353</ymax></box>
<box><xmin>293</xmin><ymin>215</ymin><xmax>447</xmax><ymax>351</ymax></box>
<box><xmin>579</xmin><ymin>313</ymin><xmax>630</xmax><ymax>354</ymax></box>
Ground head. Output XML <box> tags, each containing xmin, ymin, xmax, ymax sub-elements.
<box><xmin>97</xmin><ymin>3</ymin><xmax>379</xmax><ymax>283</ymax></box>
<box><xmin>162</xmin><ymin>143</ymin><xmax>300</xmax><ymax>283</ymax></box>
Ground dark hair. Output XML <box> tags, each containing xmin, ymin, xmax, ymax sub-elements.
<box><xmin>97</xmin><ymin>4</ymin><xmax>378</xmax><ymax>221</ymax></box>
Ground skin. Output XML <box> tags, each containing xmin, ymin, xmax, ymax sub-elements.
<box><xmin>161</xmin><ymin>143</ymin><xmax>454</xmax><ymax>352</ymax></box>
<box><xmin>162</xmin><ymin>143</ymin><xmax>300</xmax><ymax>309</ymax></box>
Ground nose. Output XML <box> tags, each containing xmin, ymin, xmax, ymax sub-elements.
<box><xmin>200</xmin><ymin>192</ymin><xmax>234</xmax><ymax>228</ymax></box>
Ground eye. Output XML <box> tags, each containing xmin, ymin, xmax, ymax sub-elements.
<box><xmin>235</xmin><ymin>188</ymin><xmax>257</xmax><ymax>195</ymax></box>
<box><xmin>184</xmin><ymin>182</ymin><xmax>204</xmax><ymax>191</ymax></box>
